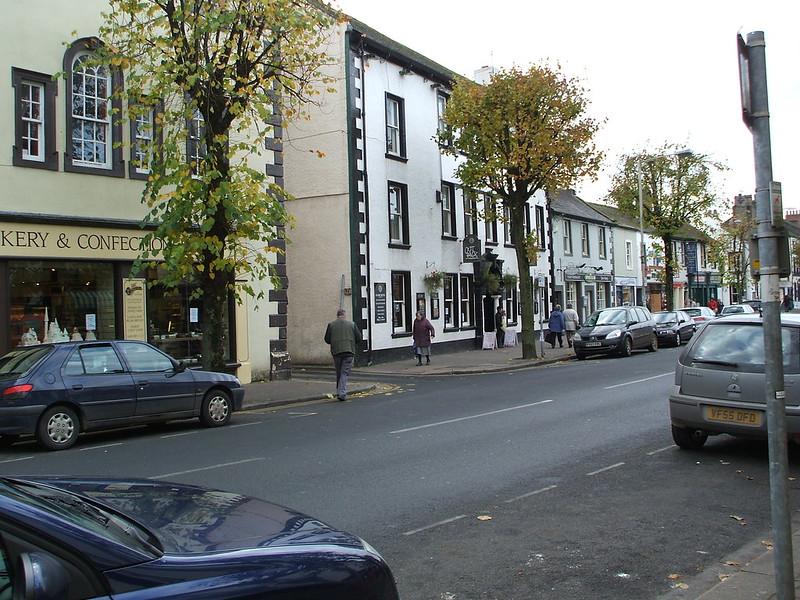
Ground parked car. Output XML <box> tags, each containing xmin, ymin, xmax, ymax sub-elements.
<box><xmin>682</xmin><ymin>306</ymin><xmax>717</xmax><ymax>324</ymax></box>
<box><xmin>719</xmin><ymin>303</ymin><xmax>757</xmax><ymax>316</ymax></box>
<box><xmin>652</xmin><ymin>310</ymin><xmax>697</xmax><ymax>346</ymax></box>
<box><xmin>0</xmin><ymin>341</ymin><xmax>244</xmax><ymax>451</ymax></box>
<box><xmin>572</xmin><ymin>306</ymin><xmax>657</xmax><ymax>360</ymax></box>
<box><xmin>669</xmin><ymin>313</ymin><xmax>800</xmax><ymax>449</ymax></box>
<box><xmin>0</xmin><ymin>476</ymin><xmax>399</xmax><ymax>599</ymax></box>
<box><xmin>742</xmin><ymin>298</ymin><xmax>762</xmax><ymax>311</ymax></box>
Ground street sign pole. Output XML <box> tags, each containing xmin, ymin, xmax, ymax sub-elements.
<box><xmin>740</xmin><ymin>31</ymin><xmax>795</xmax><ymax>600</ymax></box>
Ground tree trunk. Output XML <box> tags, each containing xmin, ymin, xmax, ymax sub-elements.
<box><xmin>510</xmin><ymin>196</ymin><xmax>537</xmax><ymax>359</ymax></box>
<box><xmin>663</xmin><ymin>234</ymin><xmax>675</xmax><ymax>311</ymax></box>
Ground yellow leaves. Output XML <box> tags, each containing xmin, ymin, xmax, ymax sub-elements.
<box><xmin>667</xmin><ymin>574</ymin><xmax>689</xmax><ymax>590</ymax></box>
<box><xmin>729</xmin><ymin>514</ymin><xmax>747</xmax><ymax>526</ymax></box>
<box><xmin>476</xmin><ymin>515</ymin><xmax>493</xmax><ymax>521</ymax></box>
<box><xmin>761</xmin><ymin>539</ymin><xmax>774</xmax><ymax>550</ymax></box>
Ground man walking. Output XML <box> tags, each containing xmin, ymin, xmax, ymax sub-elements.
<box><xmin>548</xmin><ymin>304</ymin><xmax>566</xmax><ymax>348</ymax></box>
<box><xmin>563</xmin><ymin>303</ymin><xmax>580</xmax><ymax>348</ymax></box>
<box><xmin>324</xmin><ymin>309</ymin><xmax>362</xmax><ymax>401</ymax></box>
<box><xmin>494</xmin><ymin>305</ymin><xmax>505</xmax><ymax>348</ymax></box>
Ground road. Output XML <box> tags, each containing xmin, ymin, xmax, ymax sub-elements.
<box><xmin>2</xmin><ymin>345</ymin><xmax>799</xmax><ymax>599</ymax></box>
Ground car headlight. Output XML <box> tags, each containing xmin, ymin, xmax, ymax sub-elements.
<box><xmin>573</xmin><ymin>333</ymin><xmax>582</xmax><ymax>341</ymax></box>
<box><xmin>606</xmin><ymin>329</ymin><xmax>622</xmax><ymax>339</ymax></box>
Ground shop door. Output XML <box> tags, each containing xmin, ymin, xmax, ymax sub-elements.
<box><xmin>116</xmin><ymin>341</ymin><xmax>197</xmax><ymax>416</ymax></box>
<box><xmin>63</xmin><ymin>345</ymin><xmax>137</xmax><ymax>423</ymax></box>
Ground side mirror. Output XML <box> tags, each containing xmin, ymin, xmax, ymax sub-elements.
<box><xmin>17</xmin><ymin>552</ymin><xmax>71</xmax><ymax>600</ymax></box>
<box><xmin>174</xmin><ymin>361</ymin><xmax>187</xmax><ymax>373</ymax></box>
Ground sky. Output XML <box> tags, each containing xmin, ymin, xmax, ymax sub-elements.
<box><xmin>333</xmin><ymin>0</ymin><xmax>800</xmax><ymax>214</ymax></box>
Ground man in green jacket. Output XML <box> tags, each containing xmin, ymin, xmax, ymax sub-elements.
<box><xmin>324</xmin><ymin>309</ymin><xmax>363</xmax><ymax>401</ymax></box>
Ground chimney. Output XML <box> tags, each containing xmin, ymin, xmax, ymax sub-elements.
<box><xmin>473</xmin><ymin>65</ymin><xmax>496</xmax><ymax>85</ymax></box>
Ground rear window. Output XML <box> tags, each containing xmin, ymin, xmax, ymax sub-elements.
<box><xmin>654</xmin><ymin>312</ymin><xmax>678</xmax><ymax>324</ymax></box>
<box><xmin>682</xmin><ymin>323</ymin><xmax>799</xmax><ymax>373</ymax></box>
<box><xmin>0</xmin><ymin>346</ymin><xmax>53</xmax><ymax>380</ymax></box>
<box><xmin>683</xmin><ymin>308</ymin><xmax>700</xmax><ymax>317</ymax></box>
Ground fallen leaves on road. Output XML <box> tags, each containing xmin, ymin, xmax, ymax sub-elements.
<box><xmin>729</xmin><ymin>515</ymin><xmax>747</xmax><ymax>526</ymax></box>
<box><xmin>476</xmin><ymin>515</ymin><xmax>493</xmax><ymax>521</ymax></box>
<box><xmin>667</xmin><ymin>574</ymin><xmax>681</xmax><ymax>580</ymax></box>
<box><xmin>718</xmin><ymin>573</ymin><xmax>732</xmax><ymax>582</ymax></box>
<box><xmin>762</xmin><ymin>540</ymin><xmax>774</xmax><ymax>550</ymax></box>
<box><xmin>719</xmin><ymin>460</ymin><xmax>730</xmax><ymax>465</ymax></box>
<box><xmin>723</xmin><ymin>560</ymin><xmax>741</xmax><ymax>567</ymax></box>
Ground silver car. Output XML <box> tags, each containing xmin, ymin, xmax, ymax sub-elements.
<box><xmin>669</xmin><ymin>313</ymin><xmax>800</xmax><ymax>449</ymax></box>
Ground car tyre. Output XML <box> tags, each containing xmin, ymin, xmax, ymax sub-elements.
<box><xmin>37</xmin><ymin>406</ymin><xmax>79</xmax><ymax>451</ymax></box>
<box><xmin>648</xmin><ymin>334</ymin><xmax>658</xmax><ymax>352</ymax></box>
<box><xmin>671</xmin><ymin>425</ymin><xmax>708</xmax><ymax>450</ymax></box>
<box><xmin>620</xmin><ymin>337</ymin><xmax>633</xmax><ymax>357</ymax></box>
<box><xmin>200</xmin><ymin>389</ymin><xmax>232</xmax><ymax>427</ymax></box>
<box><xmin>575</xmin><ymin>351</ymin><xmax>587</xmax><ymax>361</ymax></box>
<box><xmin>675</xmin><ymin>332</ymin><xmax>681</xmax><ymax>346</ymax></box>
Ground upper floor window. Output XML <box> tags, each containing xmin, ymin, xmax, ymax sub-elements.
<box><xmin>21</xmin><ymin>82</ymin><xmax>44</xmax><ymax>161</ymax></box>
<box><xmin>388</xmin><ymin>181</ymin><xmax>409</xmax><ymax>246</ymax></box>
<box><xmin>441</xmin><ymin>181</ymin><xmax>456</xmax><ymax>238</ymax></box>
<box><xmin>436</xmin><ymin>93</ymin><xmax>448</xmax><ymax>138</ymax></box>
<box><xmin>187</xmin><ymin>108</ymin><xmax>206</xmax><ymax>174</ymax></box>
<box><xmin>700</xmin><ymin>243</ymin><xmax>707</xmax><ymax>269</ymax></box>
<box><xmin>581</xmin><ymin>223</ymin><xmax>590</xmax><ymax>256</ymax></box>
<box><xmin>385</xmin><ymin>93</ymin><xmax>406</xmax><ymax>159</ymax></box>
<box><xmin>464</xmin><ymin>192</ymin><xmax>478</xmax><ymax>236</ymax></box>
<box><xmin>484</xmin><ymin>195</ymin><xmax>498</xmax><ymax>244</ymax></box>
<box><xmin>598</xmin><ymin>226</ymin><xmax>607</xmax><ymax>259</ymax></box>
<box><xmin>535</xmin><ymin>205</ymin><xmax>546</xmax><ymax>250</ymax></box>
<box><xmin>625</xmin><ymin>240</ymin><xmax>633</xmax><ymax>268</ymax></box>
<box><xmin>12</xmin><ymin>68</ymin><xmax>57</xmax><ymax>170</ymax></box>
<box><xmin>563</xmin><ymin>219</ymin><xmax>573</xmax><ymax>255</ymax></box>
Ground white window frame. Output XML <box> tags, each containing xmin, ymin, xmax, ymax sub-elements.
<box><xmin>391</xmin><ymin>271</ymin><xmax>410</xmax><ymax>333</ymax></box>
<box><xmin>464</xmin><ymin>192</ymin><xmax>478</xmax><ymax>236</ymax></box>
<box><xmin>460</xmin><ymin>274</ymin><xmax>474</xmax><ymax>327</ymax></box>
<box><xmin>536</xmin><ymin>205</ymin><xmax>546</xmax><ymax>250</ymax></box>
<box><xmin>581</xmin><ymin>223</ymin><xmax>590</xmax><ymax>257</ymax></box>
<box><xmin>598</xmin><ymin>227</ymin><xmax>607</xmax><ymax>259</ymax></box>
<box><xmin>386</xmin><ymin>95</ymin><xmax>401</xmax><ymax>156</ymax></box>
<box><xmin>441</xmin><ymin>182</ymin><xmax>455</xmax><ymax>237</ymax></box>
<box><xmin>133</xmin><ymin>110</ymin><xmax>154</xmax><ymax>174</ymax></box>
<box><xmin>597</xmin><ymin>284</ymin><xmax>607</xmax><ymax>310</ymax></box>
<box><xmin>625</xmin><ymin>240</ymin><xmax>633</xmax><ymax>269</ymax></box>
<box><xmin>563</xmin><ymin>219</ymin><xmax>573</xmax><ymax>255</ymax></box>
<box><xmin>484</xmin><ymin>195</ymin><xmax>497</xmax><ymax>243</ymax></box>
<box><xmin>443</xmin><ymin>273</ymin><xmax>458</xmax><ymax>328</ymax></box>
<box><xmin>437</xmin><ymin>93</ymin><xmax>447</xmax><ymax>136</ymax></box>
<box><xmin>389</xmin><ymin>184</ymin><xmax>405</xmax><ymax>244</ymax></box>
<box><xmin>566</xmin><ymin>282</ymin><xmax>576</xmax><ymax>306</ymax></box>
<box><xmin>21</xmin><ymin>81</ymin><xmax>45</xmax><ymax>162</ymax></box>
<box><xmin>70</xmin><ymin>53</ymin><xmax>112</xmax><ymax>169</ymax></box>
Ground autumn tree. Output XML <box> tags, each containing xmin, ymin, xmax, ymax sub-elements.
<box><xmin>608</xmin><ymin>145</ymin><xmax>725</xmax><ymax>311</ymax></box>
<box><xmin>439</xmin><ymin>66</ymin><xmax>602</xmax><ymax>359</ymax></box>
<box><xmin>92</xmin><ymin>0</ymin><xmax>335</xmax><ymax>370</ymax></box>
<box><xmin>708</xmin><ymin>208</ymin><xmax>755</xmax><ymax>303</ymax></box>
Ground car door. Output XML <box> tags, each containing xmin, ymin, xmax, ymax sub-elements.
<box><xmin>62</xmin><ymin>344</ymin><xmax>137</xmax><ymax>423</ymax></box>
<box><xmin>116</xmin><ymin>342</ymin><xmax>197</xmax><ymax>417</ymax></box>
<box><xmin>631</xmin><ymin>307</ymin><xmax>648</xmax><ymax>348</ymax></box>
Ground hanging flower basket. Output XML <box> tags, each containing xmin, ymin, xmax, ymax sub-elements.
<box><xmin>502</xmin><ymin>273</ymin><xmax>518</xmax><ymax>289</ymax></box>
<box><xmin>423</xmin><ymin>270</ymin><xmax>444</xmax><ymax>292</ymax></box>
<box><xmin>482</xmin><ymin>271</ymin><xmax>501</xmax><ymax>295</ymax></box>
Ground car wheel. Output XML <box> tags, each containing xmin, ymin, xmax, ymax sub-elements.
<box><xmin>648</xmin><ymin>334</ymin><xmax>658</xmax><ymax>352</ymax></box>
<box><xmin>671</xmin><ymin>425</ymin><xmax>708</xmax><ymax>450</ymax></box>
<box><xmin>620</xmin><ymin>337</ymin><xmax>633</xmax><ymax>357</ymax></box>
<box><xmin>201</xmin><ymin>389</ymin><xmax>232</xmax><ymax>427</ymax></box>
<box><xmin>0</xmin><ymin>435</ymin><xmax>20</xmax><ymax>448</ymax></box>
<box><xmin>675</xmin><ymin>332</ymin><xmax>682</xmax><ymax>346</ymax></box>
<box><xmin>37</xmin><ymin>406</ymin><xmax>79</xmax><ymax>451</ymax></box>
<box><xmin>575</xmin><ymin>351</ymin><xmax>587</xmax><ymax>361</ymax></box>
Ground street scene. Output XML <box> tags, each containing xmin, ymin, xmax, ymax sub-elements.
<box><xmin>1</xmin><ymin>0</ymin><xmax>800</xmax><ymax>598</ymax></box>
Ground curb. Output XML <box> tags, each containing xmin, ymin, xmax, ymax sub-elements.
<box><xmin>240</xmin><ymin>384</ymin><xmax>377</xmax><ymax>412</ymax></box>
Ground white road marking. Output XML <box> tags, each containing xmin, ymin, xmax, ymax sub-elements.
<box><xmin>79</xmin><ymin>442</ymin><xmax>123</xmax><ymax>452</ymax></box>
<box><xmin>390</xmin><ymin>400</ymin><xmax>554</xmax><ymax>434</ymax></box>
<box><xmin>402</xmin><ymin>514</ymin><xmax>467</xmax><ymax>536</ymax></box>
<box><xmin>159</xmin><ymin>430</ymin><xmax>200</xmax><ymax>439</ymax></box>
<box><xmin>151</xmin><ymin>457</ymin><xmax>265</xmax><ymax>480</ymax></box>
<box><xmin>0</xmin><ymin>456</ymin><xmax>34</xmax><ymax>464</ymax></box>
<box><xmin>287</xmin><ymin>412</ymin><xmax>318</xmax><ymax>418</ymax></box>
<box><xmin>229</xmin><ymin>421</ymin><xmax>263</xmax><ymax>428</ymax></box>
<box><xmin>647</xmin><ymin>444</ymin><xmax>677</xmax><ymax>456</ymax></box>
<box><xmin>587</xmin><ymin>462</ymin><xmax>625</xmax><ymax>476</ymax></box>
<box><xmin>505</xmin><ymin>485</ymin><xmax>558</xmax><ymax>504</ymax></box>
<box><xmin>604</xmin><ymin>372</ymin><xmax>673</xmax><ymax>390</ymax></box>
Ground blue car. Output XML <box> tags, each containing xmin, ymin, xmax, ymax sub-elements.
<box><xmin>0</xmin><ymin>476</ymin><xmax>400</xmax><ymax>599</ymax></box>
<box><xmin>0</xmin><ymin>341</ymin><xmax>245</xmax><ymax>450</ymax></box>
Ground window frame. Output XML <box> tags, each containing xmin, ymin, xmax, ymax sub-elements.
<box><xmin>436</xmin><ymin>92</ymin><xmax>448</xmax><ymax>140</ymax></box>
<box><xmin>443</xmin><ymin>273</ymin><xmax>459</xmax><ymax>330</ymax></box>
<box><xmin>391</xmin><ymin>271</ymin><xmax>412</xmax><ymax>335</ymax></box>
<box><xmin>117</xmin><ymin>341</ymin><xmax>175</xmax><ymax>373</ymax></box>
<box><xmin>128</xmin><ymin>102</ymin><xmax>163</xmax><ymax>180</ymax></box>
<box><xmin>463</xmin><ymin>191</ymin><xmax>478</xmax><ymax>237</ymax></box>
<box><xmin>484</xmin><ymin>195</ymin><xmax>498</xmax><ymax>244</ymax></box>
<box><xmin>563</xmin><ymin>219</ymin><xmax>573</xmax><ymax>255</ymax></box>
<box><xmin>11</xmin><ymin>67</ymin><xmax>58</xmax><ymax>171</ymax></box>
<box><xmin>387</xmin><ymin>181</ymin><xmax>410</xmax><ymax>247</ymax></box>
<box><xmin>186</xmin><ymin>107</ymin><xmax>207</xmax><ymax>175</ymax></box>
<box><xmin>505</xmin><ymin>287</ymin><xmax>519</xmax><ymax>326</ymax></box>
<box><xmin>63</xmin><ymin>38</ymin><xmax>124</xmax><ymax>177</ymax></box>
<box><xmin>441</xmin><ymin>181</ymin><xmax>457</xmax><ymax>239</ymax></box>
<box><xmin>598</xmin><ymin>226</ymin><xmax>607</xmax><ymax>259</ymax></box>
<box><xmin>581</xmin><ymin>223</ymin><xmax>590</xmax><ymax>257</ymax></box>
<box><xmin>625</xmin><ymin>240</ymin><xmax>633</xmax><ymax>269</ymax></box>
<box><xmin>385</xmin><ymin>93</ymin><xmax>406</xmax><ymax>160</ymax></box>
<box><xmin>535</xmin><ymin>205</ymin><xmax>546</xmax><ymax>250</ymax></box>
<box><xmin>459</xmin><ymin>274</ymin><xmax>475</xmax><ymax>329</ymax></box>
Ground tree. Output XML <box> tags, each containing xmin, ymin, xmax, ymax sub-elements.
<box><xmin>92</xmin><ymin>0</ymin><xmax>336</xmax><ymax>370</ymax></box>
<box><xmin>439</xmin><ymin>66</ymin><xmax>602</xmax><ymax>359</ymax></box>
<box><xmin>708</xmin><ymin>209</ymin><xmax>755</xmax><ymax>303</ymax></box>
<box><xmin>608</xmin><ymin>145</ymin><xmax>725</xmax><ymax>311</ymax></box>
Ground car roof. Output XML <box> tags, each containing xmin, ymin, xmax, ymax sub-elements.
<box><xmin>710</xmin><ymin>313</ymin><xmax>800</xmax><ymax>325</ymax></box>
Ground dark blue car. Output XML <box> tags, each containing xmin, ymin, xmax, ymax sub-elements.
<box><xmin>0</xmin><ymin>341</ymin><xmax>245</xmax><ymax>450</ymax></box>
<box><xmin>0</xmin><ymin>476</ymin><xmax>400</xmax><ymax>599</ymax></box>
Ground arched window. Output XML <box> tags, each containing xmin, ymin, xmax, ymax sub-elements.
<box><xmin>63</xmin><ymin>38</ymin><xmax>124</xmax><ymax>177</ymax></box>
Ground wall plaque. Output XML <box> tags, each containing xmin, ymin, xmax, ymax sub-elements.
<box><xmin>374</xmin><ymin>282</ymin><xmax>387</xmax><ymax>324</ymax></box>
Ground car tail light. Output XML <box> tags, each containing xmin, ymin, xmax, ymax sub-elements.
<box><xmin>2</xmin><ymin>384</ymin><xmax>33</xmax><ymax>398</ymax></box>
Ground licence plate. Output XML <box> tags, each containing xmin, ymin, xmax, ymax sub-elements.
<box><xmin>705</xmin><ymin>406</ymin><xmax>763</xmax><ymax>427</ymax></box>
<box><xmin>585</xmin><ymin>341</ymin><xmax>602</xmax><ymax>347</ymax></box>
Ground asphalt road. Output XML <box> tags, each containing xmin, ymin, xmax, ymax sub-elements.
<box><xmin>3</xmin><ymin>345</ymin><xmax>799</xmax><ymax>599</ymax></box>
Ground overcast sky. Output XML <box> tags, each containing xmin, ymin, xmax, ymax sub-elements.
<box><xmin>334</xmin><ymin>0</ymin><xmax>799</xmax><ymax>213</ymax></box>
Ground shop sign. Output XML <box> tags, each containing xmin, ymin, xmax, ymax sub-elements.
<box><xmin>462</xmin><ymin>234</ymin><xmax>481</xmax><ymax>263</ymax></box>
<box><xmin>685</xmin><ymin>241</ymin><xmax>698</xmax><ymax>274</ymax></box>
<box><xmin>374</xmin><ymin>282</ymin><xmax>387</xmax><ymax>324</ymax></box>
<box><xmin>615</xmin><ymin>276</ymin><xmax>637</xmax><ymax>287</ymax></box>
<box><xmin>122</xmin><ymin>278</ymin><xmax>147</xmax><ymax>341</ymax></box>
<box><xmin>0</xmin><ymin>222</ymin><xmax>164</xmax><ymax>260</ymax></box>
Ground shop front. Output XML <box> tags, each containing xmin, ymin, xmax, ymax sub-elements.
<box><xmin>0</xmin><ymin>220</ymin><xmax>241</xmax><ymax>375</ymax></box>
<box><xmin>615</xmin><ymin>276</ymin><xmax>637</xmax><ymax>306</ymax></box>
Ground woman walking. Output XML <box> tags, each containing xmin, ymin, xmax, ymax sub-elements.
<box><xmin>412</xmin><ymin>311</ymin><xmax>435</xmax><ymax>365</ymax></box>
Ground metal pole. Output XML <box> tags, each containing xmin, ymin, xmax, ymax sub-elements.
<box><xmin>747</xmin><ymin>30</ymin><xmax>794</xmax><ymax>600</ymax></box>
<box><xmin>637</xmin><ymin>159</ymin><xmax>646</xmax><ymax>307</ymax></box>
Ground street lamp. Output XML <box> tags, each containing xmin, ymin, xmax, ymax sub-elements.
<box><xmin>636</xmin><ymin>148</ymin><xmax>693</xmax><ymax>308</ymax></box>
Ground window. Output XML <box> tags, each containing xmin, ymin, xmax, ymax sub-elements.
<box><xmin>63</xmin><ymin>40</ymin><xmax>123</xmax><ymax>176</ymax></box>
<box><xmin>700</xmin><ymin>243</ymin><xmax>707</xmax><ymax>269</ymax></box>
<box><xmin>441</xmin><ymin>181</ymin><xmax>456</xmax><ymax>237</ymax></box>
<box><xmin>625</xmin><ymin>241</ymin><xmax>633</xmax><ymax>268</ymax></box>
<box><xmin>566</xmin><ymin>282</ymin><xmax>576</xmax><ymax>307</ymax></box>
<box><xmin>437</xmin><ymin>93</ymin><xmax>448</xmax><ymax>138</ymax></box>
<box><xmin>505</xmin><ymin>287</ymin><xmax>519</xmax><ymax>325</ymax></box>
<box><xmin>598</xmin><ymin>227</ymin><xmax>607</xmax><ymax>259</ymax></box>
<box><xmin>118</xmin><ymin>342</ymin><xmax>174</xmax><ymax>372</ymax></box>
<box><xmin>459</xmin><ymin>274</ymin><xmax>475</xmax><ymax>327</ymax></box>
<box><xmin>503</xmin><ymin>205</ymin><xmax>513</xmax><ymax>245</ymax></box>
<box><xmin>673</xmin><ymin>241</ymin><xmax>684</xmax><ymax>266</ymax></box>
<box><xmin>581</xmin><ymin>223</ymin><xmax>590</xmax><ymax>256</ymax></box>
<box><xmin>129</xmin><ymin>105</ymin><xmax>158</xmax><ymax>179</ymax></box>
<box><xmin>187</xmin><ymin>108</ymin><xmax>206</xmax><ymax>174</ymax></box>
<box><xmin>597</xmin><ymin>284</ymin><xmax>607</xmax><ymax>310</ymax></box>
<box><xmin>484</xmin><ymin>195</ymin><xmax>498</xmax><ymax>244</ymax></box>
<box><xmin>13</xmin><ymin>72</ymin><xmax>54</xmax><ymax>166</ymax></box>
<box><xmin>684</xmin><ymin>324</ymin><xmax>799</xmax><ymax>374</ymax></box>
<box><xmin>385</xmin><ymin>93</ymin><xmax>406</xmax><ymax>158</ymax></box>
<box><xmin>72</xmin><ymin>345</ymin><xmax>124</xmax><ymax>375</ymax></box>
<box><xmin>464</xmin><ymin>192</ymin><xmax>478</xmax><ymax>236</ymax></box>
<box><xmin>535</xmin><ymin>205</ymin><xmax>546</xmax><ymax>250</ymax></box>
<box><xmin>391</xmin><ymin>271</ymin><xmax>412</xmax><ymax>334</ymax></box>
<box><xmin>388</xmin><ymin>182</ymin><xmax>409</xmax><ymax>246</ymax></box>
<box><xmin>443</xmin><ymin>274</ymin><xmax>459</xmax><ymax>329</ymax></box>
<box><xmin>563</xmin><ymin>219</ymin><xmax>573</xmax><ymax>255</ymax></box>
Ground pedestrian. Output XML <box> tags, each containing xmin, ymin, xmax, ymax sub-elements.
<box><xmin>562</xmin><ymin>303</ymin><xmax>580</xmax><ymax>348</ymax></box>
<box><xmin>707</xmin><ymin>297</ymin><xmax>718</xmax><ymax>314</ymax></box>
<box><xmin>324</xmin><ymin>308</ymin><xmax>362</xmax><ymax>401</ymax></box>
<box><xmin>548</xmin><ymin>304</ymin><xmax>566</xmax><ymax>348</ymax></box>
<box><xmin>412</xmin><ymin>311</ymin><xmax>435</xmax><ymax>365</ymax></box>
<box><xmin>495</xmin><ymin>305</ymin><xmax>505</xmax><ymax>348</ymax></box>
<box><xmin>783</xmin><ymin>295</ymin><xmax>793</xmax><ymax>312</ymax></box>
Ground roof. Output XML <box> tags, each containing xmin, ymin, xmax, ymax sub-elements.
<box><xmin>549</xmin><ymin>190</ymin><xmax>615</xmax><ymax>225</ymax></box>
<box><xmin>583</xmin><ymin>202</ymin><xmax>710</xmax><ymax>241</ymax></box>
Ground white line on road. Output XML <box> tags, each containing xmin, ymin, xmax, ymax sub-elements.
<box><xmin>505</xmin><ymin>485</ymin><xmax>558</xmax><ymax>504</ymax></box>
<box><xmin>390</xmin><ymin>400</ymin><xmax>554</xmax><ymax>434</ymax></box>
<box><xmin>287</xmin><ymin>412</ymin><xmax>318</xmax><ymax>418</ymax></box>
<box><xmin>0</xmin><ymin>456</ymin><xmax>34</xmax><ymax>464</ymax></box>
<box><xmin>402</xmin><ymin>514</ymin><xmax>467</xmax><ymax>536</ymax></box>
<box><xmin>647</xmin><ymin>444</ymin><xmax>677</xmax><ymax>456</ymax></box>
<box><xmin>587</xmin><ymin>462</ymin><xmax>625</xmax><ymax>476</ymax></box>
<box><xmin>159</xmin><ymin>430</ymin><xmax>200</xmax><ymax>439</ymax></box>
<box><xmin>150</xmin><ymin>457</ymin><xmax>265</xmax><ymax>480</ymax></box>
<box><xmin>604</xmin><ymin>372</ymin><xmax>673</xmax><ymax>390</ymax></box>
<box><xmin>79</xmin><ymin>442</ymin><xmax>123</xmax><ymax>452</ymax></box>
<box><xmin>229</xmin><ymin>421</ymin><xmax>263</xmax><ymax>428</ymax></box>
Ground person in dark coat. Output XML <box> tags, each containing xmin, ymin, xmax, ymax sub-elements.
<box><xmin>495</xmin><ymin>306</ymin><xmax>505</xmax><ymax>348</ymax></box>
<box><xmin>547</xmin><ymin>304</ymin><xmax>566</xmax><ymax>348</ymax></box>
<box><xmin>412</xmin><ymin>311</ymin><xmax>435</xmax><ymax>365</ymax></box>
<box><xmin>324</xmin><ymin>309</ymin><xmax>362</xmax><ymax>401</ymax></box>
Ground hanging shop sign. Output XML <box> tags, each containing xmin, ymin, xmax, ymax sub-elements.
<box><xmin>462</xmin><ymin>234</ymin><xmax>482</xmax><ymax>263</ymax></box>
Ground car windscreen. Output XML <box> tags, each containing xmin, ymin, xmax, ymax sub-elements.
<box><xmin>0</xmin><ymin>346</ymin><xmax>53</xmax><ymax>380</ymax></box>
<box><xmin>653</xmin><ymin>312</ymin><xmax>678</xmax><ymax>324</ymax></box>
<box><xmin>584</xmin><ymin>309</ymin><xmax>628</xmax><ymax>327</ymax></box>
<box><xmin>682</xmin><ymin>308</ymin><xmax>701</xmax><ymax>317</ymax></box>
<box><xmin>682</xmin><ymin>323</ymin><xmax>799</xmax><ymax>373</ymax></box>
